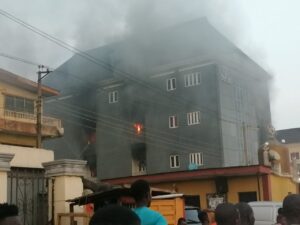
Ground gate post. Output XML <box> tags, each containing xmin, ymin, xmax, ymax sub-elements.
<box><xmin>0</xmin><ymin>153</ymin><xmax>14</xmax><ymax>203</ymax></box>
<box><xmin>43</xmin><ymin>159</ymin><xmax>87</xmax><ymax>225</ymax></box>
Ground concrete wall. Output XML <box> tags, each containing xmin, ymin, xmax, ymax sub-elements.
<box><xmin>0</xmin><ymin>171</ymin><xmax>8</xmax><ymax>202</ymax></box>
<box><xmin>151</xmin><ymin>174</ymin><xmax>296</xmax><ymax>208</ymax></box>
<box><xmin>0</xmin><ymin>80</ymin><xmax>38</xmax><ymax>147</ymax></box>
<box><xmin>0</xmin><ymin>144</ymin><xmax>54</xmax><ymax>168</ymax></box>
<box><xmin>270</xmin><ymin>174</ymin><xmax>298</xmax><ymax>201</ymax></box>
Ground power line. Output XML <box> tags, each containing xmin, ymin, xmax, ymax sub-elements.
<box><xmin>0</xmin><ymin>8</ymin><xmax>224</xmax><ymax>118</ymax></box>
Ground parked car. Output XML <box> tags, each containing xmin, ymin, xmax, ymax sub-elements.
<box><xmin>249</xmin><ymin>201</ymin><xmax>282</xmax><ymax>225</ymax></box>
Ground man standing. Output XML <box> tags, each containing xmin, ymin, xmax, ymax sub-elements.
<box><xmin>0</xmin><ymin>203</ymin><xmax>21</xmax><ymax>225</ymax></box>
<box><xmin>130</xmin><ymin>179</ymin><xmax>167</xmax><ymax>225</ymax></box>
<box><xmin>215</xmin><ymin>203</ymin><xmax>240</xmax><ymax>225</ymax></box>
<box><xmin>281</xmin><ymin>194</ymin><xmax>300</xmax><ymax>225</ymax></box>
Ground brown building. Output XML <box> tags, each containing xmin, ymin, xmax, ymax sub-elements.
<box><xmin>0</xmin><ymin>68</ymin><xmax>63</xmax><ymax>147</ymax></box>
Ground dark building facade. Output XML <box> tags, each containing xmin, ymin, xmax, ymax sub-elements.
<box><xmin>44</xmin><ymin>19</ymin><xmax>271</xmax><ymax>179</ymax></box>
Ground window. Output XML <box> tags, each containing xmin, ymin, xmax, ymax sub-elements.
<box><xmin>108</xmin><ymin>91</ymin><xmax>118</xmax><ymax>103</ymax></box>
<box><xmin>187</xmin><ymin>111</ymin><xmax>201</xmax><ymax>125</ymax></box>
<box><xmin>170</xmin><ymin>155</ymin><xmax>180</xmax><ymax>168</ymax></box>
<box><xmin>4</xmin><ymin>95</ymin><xmax>34</xmax><ymax>114</ymax></box>
<box><xmin>291</xmin><ymin>152</ymin><xmax>300</xmax><ymax>160</ymax></box>
<box><xmin>189</xmin><ymin>153</ymin><xmax>203</xmax><ymax>166</ymax></box>
<box><xmin>167</xmin><ymin>78</ymin><xmax>176</xmax><ymax>91</ymax></box>
<box><xmin>184</xmin><ymin>72</ymin><xmax>201</xmax><ymax>87</ymax></box>
<box><xmin>169</xmin><ymin>115</ymin><xmax>178</xmax><ymax>128</ymax></box>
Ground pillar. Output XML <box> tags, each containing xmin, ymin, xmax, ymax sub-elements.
<box><xmin>0</xmin><ymin>153</ymin><xmax>14</xmax><ymax>203</ymax></box>
<box><xmin>43</xmin><ymin>159</ymin><xmax>87</xmax><ymax>225</ymax></box>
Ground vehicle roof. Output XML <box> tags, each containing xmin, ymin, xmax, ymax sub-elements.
<box><xmin>249</xmin><ymin>201</ymin><xmax>282</xmax><ymax>206</ymax></box>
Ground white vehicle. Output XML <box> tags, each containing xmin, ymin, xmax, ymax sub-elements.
<box><xmin>249</xmin><ymin>201</ymin><xmax>282</xmax><ymax>225</ymax></box>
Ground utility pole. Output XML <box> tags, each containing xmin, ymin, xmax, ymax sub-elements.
<box><xmin>36</xmin><ymin>65</ymin><xmax>51</xmax><ymax>148</ymax></box>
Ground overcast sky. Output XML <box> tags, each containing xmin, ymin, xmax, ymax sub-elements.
<box><xmin>0</xmin><ymin>0</ymin><xmax>299</xmax><ymax>130</ymax></box>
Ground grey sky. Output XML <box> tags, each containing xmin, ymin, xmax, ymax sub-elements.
<box><xmin>0</xmin><ymin>0</ymin><xmax>299</xmax><ymax>130</ymax></box>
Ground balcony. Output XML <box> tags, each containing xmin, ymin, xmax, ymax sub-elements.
<box><xmin>0</xmin><ymin>109</ymin><xmax>63</xmax><ymax>138</ymax></box>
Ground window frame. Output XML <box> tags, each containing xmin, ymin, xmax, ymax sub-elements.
<box><xmin>4</xmin><ymin>95</ymin><xmax>35</xmax><ymax>114</ymax></box>
<box><xmin>170</xmin><ymin>155</ymin><xmax>180</xmax><ymax>168</ymax></box>
<box><xmin>108</xmin><ymin>90</ymin><xmax>118</xmax><ymax>104</ymax></box>
<box><xmin>169</xmin><ymin>115</ymin><xmax>178</xmax><ymax>128</ymax></box>
<box><xmin>189</xmin><ymin>152</ymin><xmax>203</xmax><ymax>166</ymax></box>
<box><xmin>184</xmin><ymin>72</ymin><xmax>201</xmax><ymax>87</ymax></box>
<box><xmin>187</xmin><ymin>111</ymin><xmax>201</xmax><ymax>125</ymax></box>
<box><xmin>166</xmin><ymin>77</ymin><xmax>176</xmax><ymax>91</ymax></box>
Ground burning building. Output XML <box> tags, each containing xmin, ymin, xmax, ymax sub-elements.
<box><xmin>44</xmin><ymin>18</ymin><xmax>271</xmax><ymax>179</ymax></box>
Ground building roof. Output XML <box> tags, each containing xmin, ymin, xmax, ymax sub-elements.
<box><xmin>276</xmin><ymin>128</ymin><xmax>300</xmax><ymax>144</ymax></box>
<box><xmin>102</xmin><ymin>165</ymin><xmax>271</xmax><ymax>185</ymax></box>
<box><xmin>0</xmin><ymin>68</ymin><xmax>59</xmax><ymax>97</ymax></box>
<box><xmin>45</xmin><ymin>18</ymin><xmax>270</xmax><ymax>92</ymax></box>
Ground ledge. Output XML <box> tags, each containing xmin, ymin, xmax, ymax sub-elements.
<box><xmin>0</xmin><ymin>153</ymin><xmax>14</xmax><ymax>172</ymax></box>
<box><xmin>42</xmin><ymin>159</ymin><xmax>87</xmax><ymax>177</ymax></box>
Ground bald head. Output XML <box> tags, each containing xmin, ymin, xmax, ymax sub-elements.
<box><xmin>215</xmin><ymin>203</ymin><xmax>240</xmax><ymax>225</ymax></box>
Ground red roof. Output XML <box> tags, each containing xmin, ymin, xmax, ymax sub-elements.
<box><xmin>102</xmin><ymin>165</ymin><xmax>272</xmax><ymax>185</ymax></box>
<box><xmin>0</xmin><ymin>68</ymin><xmax>59</xmax><ymax>96</ymax></box>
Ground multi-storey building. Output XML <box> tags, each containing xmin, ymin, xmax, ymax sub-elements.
<box><xmin>0</xmin><ymin>68</ymin><xmax>63</xmax><ymax>224</ymax></box>
<box><xmin>44</xmin><ymin>18</ymin><xmax>272</xmax><ymax>179</ymax></box>
<box><xmin>0</xmin><ymin>68</ymin><xmax>63</xmax><ymax>146</ymax></box>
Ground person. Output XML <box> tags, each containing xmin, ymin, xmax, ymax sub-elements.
<box><xmin>130</xmin><ymin>179</ymin><xmax>167</xmax><ymax>225</ymax></box>
<box><xmin>215</xmin><ymin>203</ymin><xmax>240</xmax><ymax>225</ymax></box>
<box><xmin>0</xmin><ymin>203</ymin><xmax>21</xmax><ymax>225</ymax></box>
<box><xmin>89</xmin><ymin>205</ymin><xmax>141</xmax><ymax>225</ymax></box>
<box><xmin>177</xmin><ymin>217</ymin><xmax>186</xmax><ymax>225</ymax></box>
<box><xmin>276</xmin><ymin>208</ymin><xmax>286</xmax><ymax>225</ymax></box>
<box><xmin>281</xmin><ymin>194</ymin><xmax>300</xmax><ymax>225</ymax></box>
<box><xmin>198</xmin><ymin>211</ymin><xmax>209</xmax><ymax>225</ymax></box>
<box><xmin>235</xmin><ymin>203</ymin><xmax>255</xmax><ymax>225</ymax></box>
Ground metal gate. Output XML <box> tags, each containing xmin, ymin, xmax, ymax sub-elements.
<box><xmin>7</xmin><ymin>167</ymin><xmax>48</xmax><ymax>225</ymax></box>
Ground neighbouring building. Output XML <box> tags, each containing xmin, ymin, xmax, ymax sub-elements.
<box><xmin>0</xmin><ymin>68</ymin><xmax>63</xmax><ymax>147</ymax></box>
<box><xmin>0</xmin><ymin>68</ymin><xmax>63</xmax><ymax>225</ymax></box>
<box><xmin>44</xmin><ymin>18</ymin><xmax>272</xmax><ymax>180</ymax></box>
<box><xmin>103</xmin><ymin>165</ymin><xmax>298</xmax><ymax>209</ymax></box>
<box><xmin>276</xmin><ymin>128</ymin><xmax>300</xmax><ymax>162</ymax></box>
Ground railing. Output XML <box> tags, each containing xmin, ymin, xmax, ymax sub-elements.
<box><xmin>3</xmin><ymin>110</ymin><xmax>62</xmax><ymax>128</ymax></box>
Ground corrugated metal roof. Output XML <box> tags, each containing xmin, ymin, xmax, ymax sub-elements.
<box><xmin>276</xmin><ymin>128</ymin><xmax>300</xmax><ymax>144</ymax></box>
<box><xmin>0</xmin><ymin>68</ymin><xmax>59</xmax><ymax>96</ymax></box>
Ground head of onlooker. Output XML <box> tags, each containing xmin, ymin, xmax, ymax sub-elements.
<box><xmin>89</xmin><ymin>205</ymin><xmax>141</xmax><ymax>225</ymax></box>
<box><xmin>281</xmin><ymin>194</ymin><xmax>300</xmax><ymax>225</ymax></box>
<box><xmin>235</xmin><ymin>202</ymin><xmax>255</xmax><ymax>225</ymax></box>
<box><xmin>215</xmin><ymin>203</ymin><xmax>240</xmax><ymax>225</ymax></box>
<box><xmin>130</xmin><ymin>179</ymin><xmax>151</xmax><ymax>207</ymax></box>
<box><xmin>0</xmin><ymin>203</ymin><xmax>21</xmax><ymax>225</ymax></box>
<box><xmin>276</xmin><ymin>207</ymin><xmax>286</xmax><ymax>225</ymax></box>
<box><xmin>177</xmin><ymin>217</ymin><xmax>186</xmax><ymax>225</ymax></box>
<box><xmin>198</xmin><ymin>211</ymin><xmax>209</xmax><ymax>225</ymax></box>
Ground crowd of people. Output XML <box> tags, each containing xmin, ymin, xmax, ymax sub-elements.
<box><xmin>1</xmin><ymin>179</ymin><xmax>300</xmax><ymax>225</ymax></box>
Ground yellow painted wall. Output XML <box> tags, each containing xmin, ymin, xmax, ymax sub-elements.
<box><xmin>0</xmin><ymin>80</ymin><xmax>41</xmax><ymax>146</ymax></box>
<box><xmin>227</xmin><ymin>176</ymin><xmax>262</xmax><ymax>203</ymax></box>
<box><xmin>270</xmin><ymin>174</ymin><xmax>298</xmax><ymax>201</ymax></box>
<box><xmin>152</xmin><ymin>176</ymin><xmax>265</xmax><ymax>208</ymax></box>
<box><xmin>0</xmin><ymin>171</ymin><xmax>8</xmax><ymax>203</ymax></box>
<box><xmin>0</xmin><ymin>133</ymin><xmax>36</xmax><ymax>147</ymax></box>
<box><xmin>152</xmin><ymin>179</ymin><xmax>216</xmax><ymax>209</ymax></box>
<box><xmin>54</xmin><ymin>176</ymin><xmax>84</xmax><ymax>225</ymax></box>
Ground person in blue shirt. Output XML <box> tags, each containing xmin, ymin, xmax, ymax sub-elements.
<box><xmin>131</xmin><ymin>179</ymin><xmax>167</xmax><ymax>225</ymax></box>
